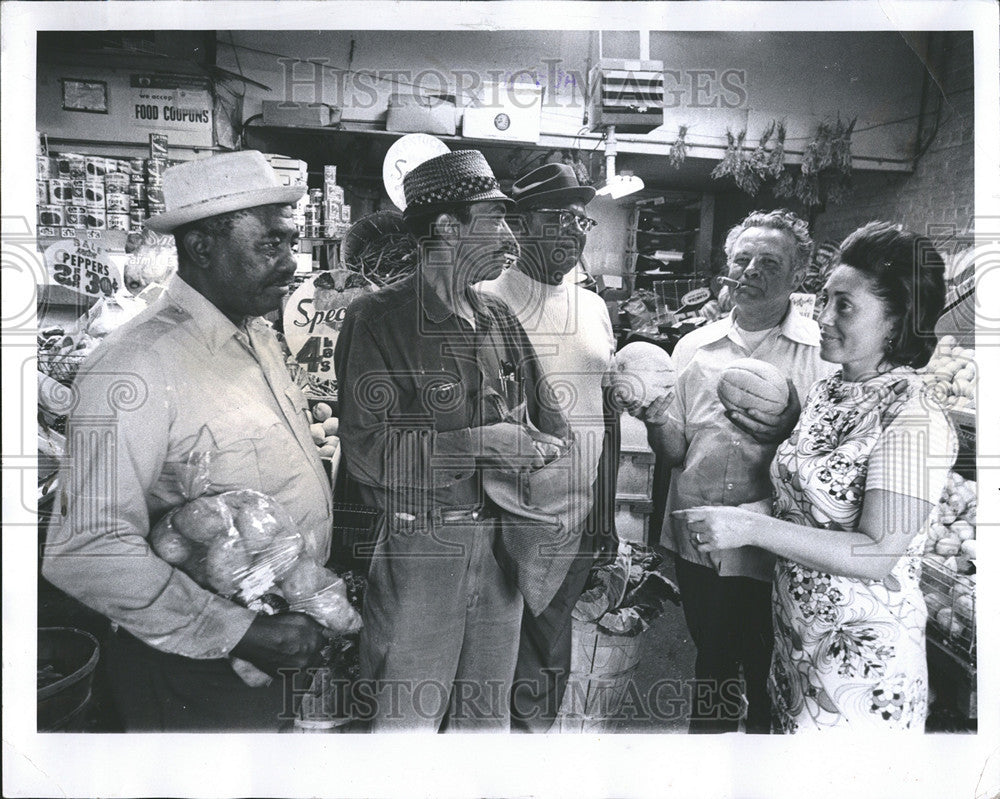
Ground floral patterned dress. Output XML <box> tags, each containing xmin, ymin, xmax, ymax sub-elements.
<box><xmin>768</xmin><ymin>368</ymin><xmax>955</xmax><ymax>731</ymax></box>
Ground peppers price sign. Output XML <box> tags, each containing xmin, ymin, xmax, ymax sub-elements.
<box><xmin>44</xmin><ymin>235</ymin><xmax>120</xmax><ymax>299</ymax></box>
<box><xmin>283</xmin><ymin>271</ymin><xmax>370</xmax><ymax>400</ymax></box>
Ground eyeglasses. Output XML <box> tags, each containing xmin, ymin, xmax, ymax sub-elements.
<box><xmin>533</xmin><ymin>208</ymin><xmax>598</xmax><ymax>233</ymax></box>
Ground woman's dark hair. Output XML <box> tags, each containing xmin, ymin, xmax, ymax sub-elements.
<box><xmin>837</xmin><ymin>221</ymin><xmax>946</xmax><ymax>369</ymax></box>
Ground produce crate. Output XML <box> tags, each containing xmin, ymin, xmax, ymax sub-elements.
<box><xmin>616</xmin><ymin>448</ymin><xmax>656</xmax><ymax>500</ymax></box>
<box><xmin>37</xmin><ymin>351</ymin><xmax>89</xmax><ymax>386</ymax></box>
<box><xmin>920</xmin><ymin>557</ymin><xmax>976</xmax><ymax>664</ymax></box>
<box><xmin>615</xmin><ymin>498</ymin><xmax>653</xmax><ymax>546</ymax></box>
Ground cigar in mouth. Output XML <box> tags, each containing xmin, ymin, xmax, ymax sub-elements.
<box><xmin>717</xmin><ymin>276</ymin><xmax>741</xmax><ymax>288</ymax></box>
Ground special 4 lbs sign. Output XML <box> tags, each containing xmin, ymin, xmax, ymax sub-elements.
<box><xmin>45</xmin><ymin>236</ymin><xmax>120</xmax><ymax>299</ymax></box>
<box><xmin>283</xmin><ymin>270</ymin><xmax>371</xmax><ymax>400</ymax></box>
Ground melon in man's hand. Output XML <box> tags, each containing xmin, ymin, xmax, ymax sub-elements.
<box><xmin>610</xmin><ymin>342</ymin><xmax>676</xmax><ymax>410</ymax></box>
<box><xmin>717</xmin><ymin>358</ymin><xmax>789</xmax><ymax>416</ymax></box>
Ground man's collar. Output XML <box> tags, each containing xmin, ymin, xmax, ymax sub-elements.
<box><xmin>707</xmin><ymin>304</ymin><xmax>818</xmax><ymax>347</ymax></box>
<box><xmin>416</xmin><ymin>271</ymin><xmax>491</xmax><ymax>326</ymax></box>
<box><xmin>165</xmin><ymin>274</ymin><xmax>250</xmax><ymax>354</ymax></box>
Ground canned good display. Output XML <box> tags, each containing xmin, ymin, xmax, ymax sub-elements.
<box><xmin>48</xmin><ymin>179</ymin><xmax>73</xmax><ymax>204</ymax></box>
<box><xmin>105</xmin><ymin>192</ymin><xmax>130</xmax><ymax>213</ymax></box>
<box><xmin>84</xmin><ymin>156</ymin><xmax>107</xmax><ymax>178</ymax></box>
<box><xmin>64</xmin><ymin>206</ymin><xmax>86</xmax><ymax>228</ymax></box>
<box><xmin>84</xmin><ymin>209</ymin><xmax>106</xmax><ymax>229</ymax></box>
<box><xmin>37</xmin><ymin>205</ymin><xmax>64</xmax><ymax>227</ymax></box>
<box><xmin>84</xmin><ymin>181</ymin><xmax>105</xmax><ymax>207</ymax></box>
<box><xmin>106</xmin><ymin>213</ymin><xmax>130</xmax><ymax>232</ymax></box>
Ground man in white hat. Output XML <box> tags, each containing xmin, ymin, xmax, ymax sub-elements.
<box><xmin>43</xmin><ymin>151</ymin><xmax>333</xmax><ymax>731</ymax></box>
<box><xmin>477</xmin><ymin>162</ymin><xmax>618</xmax><ymax>732</ymax></box>
<box><xmin>335</xmin><ymin>149</ymin><xmax>569</xmax><ymax>731</ymax></box>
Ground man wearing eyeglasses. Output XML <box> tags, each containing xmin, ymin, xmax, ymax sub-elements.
<box><xmin>477</xmin><ymin>162</ymin><xmax>618</xmax><ymax>732</ymax></box>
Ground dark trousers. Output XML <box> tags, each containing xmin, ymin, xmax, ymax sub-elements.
<box><xmin>104</xmin><ymin>629</ymin><xmax>290</xmax><ymax>732</ymax></box>
<box><xmin>509</xmin><ymin>529</ymin><xmax>596</xmax><ymax>732</ymax></box>
<box><xmin>674</xmin><ymin>557</ymin><xmax>774</xmax><ymax>734</ymax></box>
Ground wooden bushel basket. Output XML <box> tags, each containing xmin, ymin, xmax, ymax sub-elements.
<box><xmin>554</xmin><ymin>618</ymin><xmax>644</xmax><ymax>733</ymax></box>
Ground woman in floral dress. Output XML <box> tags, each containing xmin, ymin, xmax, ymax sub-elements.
<box><xmin>678</xmin><ymin>222</ymin><xmax>956</xmax><ymax>731</ymax></box>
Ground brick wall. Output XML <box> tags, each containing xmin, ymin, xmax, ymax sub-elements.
<box><xmin>811</xmin><ymin>31</ymin><xmax>974</xmax><ymax>251</ymax></box>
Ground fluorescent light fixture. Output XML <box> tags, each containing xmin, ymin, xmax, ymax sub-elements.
<box><xmin>596</xmin><ymin>173</ymin><xmax>645</xmax><ymax>199</ymax></box>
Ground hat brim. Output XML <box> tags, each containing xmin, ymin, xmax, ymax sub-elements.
<box><xmin>402</xmin><ymin>191</ymin><xmax>514</xmax><ymax>222</ymax></box>
<box><xmin>515</xmin><ymin>185</ymin><xmax>596</xmax><ymax>210</ymax></box>
<box><xmin>146</xmin><ymin>185</ymin><xmax>307</xmax><ymax>232</ymax></box>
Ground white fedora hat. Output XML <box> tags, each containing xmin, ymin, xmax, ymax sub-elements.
<box><xmin>147</xmin><ymin>150</ymin><xmax>306</xmax><ymax>232</ymax></box>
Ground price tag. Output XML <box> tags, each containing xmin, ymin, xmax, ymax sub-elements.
<box><xmin>43</xmin><ymin>235</ymin><xmax>121</xmax><ymax>298</ymax></box>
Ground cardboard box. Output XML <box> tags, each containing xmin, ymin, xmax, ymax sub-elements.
<box><xmin>261</xmin><ymin>101</ymin><xmax>341</xmax><ymax>128</ymax></box>
<box><xmin>462</xmin><ymin>82</ymin><xmax>543</xmax><ymax>142</ymax></box>
<box><xmin>386</xmin><ymin>93</ymin><xmax>457</xmax><ymax>136</ymax></box>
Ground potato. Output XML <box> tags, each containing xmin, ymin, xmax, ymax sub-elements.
<box><xmin>951</xmin><ymin>520</ymin><xmax>974</xmax><ymax>541</ymax></box>
<box><xmin>936</xmin><ymin>607</ymin><xmax>964</xmax><ymax>638</ymax></box>
<box><xmin>281</xmin><ymin>559</ymin><xmax>337</xmax><ymax>602</ymax></box>
<box><xmin>309</xmin><ymin>423</ymin><xmax>327</xmax><ymax>445</ymax></box>
<box><xmin>205</xmin><ymin>534</ymin><xmax>253</xmax><ymax>595</ymax></box>
<box><xmin>312</xmin><ymin>402</ymin><xmax>333</xmax><ymax>422</ymax></box>
<box><xmin>255</xmin><ymin>533</ymin><xmax>305</xmax><ymax>581</ymax></box>
<box><xmin>935</xmin><ymin>537</ymin><xmax>961</xmax><ymax>557</ymax></box>
<box><xmin>322</xmin><ymin>416</ymin><xmax>339</xmax><ymax>436</ymax></box>
<box><xmin>150</xmin><ymin>519</ymin><xmax>192</xmax><ymax>565</ymax></box>
<box><xmin>171</xmin><ymin>496</ymin><xmax>235</xmax><ymax>544</ymax></box>
<box><xmin>923</xmin><ymin>591</ymin><xmax>948</xmax><ymax>617</ymax></box>
<box><xmin>954</xmin><ymin>593</ymin><xmax>974</xmax><ymax>620</ymax></box>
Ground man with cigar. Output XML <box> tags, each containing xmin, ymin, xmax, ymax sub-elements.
<box><xmin>478</xmin><ymin>162</ymin><xmax>618</xmax><ymax>731</ymax></box>
<box><xmin>641</xmin><ymin>208</ymin><xmax>833</xmax><ymax>733</ymax></box>
<box><xmin>43</xmin><ymin>151</ymin><xmax>332</xmax><ymax>731</ymax></box>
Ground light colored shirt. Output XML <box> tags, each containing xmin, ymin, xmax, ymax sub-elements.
<box><xmin>477</xmin><ymin>268</ymin><xmax>615</xmax><ymax>488</ymax></box>
<box><xmin>43</xmin><ymin>275</ymin><xmax>333</xmax><ymax>659</ymax></box>
<box><xmin>662</xmin><ymin>307</ymin><xmax>837</xmax><ymax>580</ymax></box>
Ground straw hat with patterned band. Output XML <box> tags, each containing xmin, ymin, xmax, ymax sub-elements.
<box><xmin>510</xmin><ymin>162</ymin><xmax>595</xmax><ymax>210</ymax></box>
<box><xmin>146</xmin><ymin>150</ymin><xmax>306</xmax><ymax>233</ymax></box>
<box><xmin>402</xmin><ymin>149</ymin><xmax>512</xmax><ymax>221</ymax></box>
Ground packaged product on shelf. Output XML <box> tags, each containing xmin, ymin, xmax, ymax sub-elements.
<box><xmin>36</xmin><ymin>154</ymin><xmax>53</xmax><ymax>179</ymax></box>
<box><xmin>149</xmin><ymin>132</ymin><xmax>169</xmax><ymax>158</ymax></box>
<box><xmin>64</xmin><ymin>206</ymin><xmax>86</xmax><ymax>229</ymax></box>
<box><xmin>84</xmin><ymin>209</ymin><xmax>106</xmax><ymax>229</ymax></box>
<box><xmin>70</xmin><ymin>178</ymin><xmax>86</xmax><ymax>203</ymax></box>
<box><xmin>106</xmin><ymin>213</ymin><xmax>129</xmax><ymax>232</ymax></box>
<box><xmin>36</xmin><ymin>180</ymin><xmax>49</xmax><ymax>205</ymax></box>
<box><xmin>105</xmin><ymin>192</ymin><xmax>130</xmax><ymax>213</ymax></box>
<box><xmin>104</xmin><ymin>172</ymin><xmax>129</xmax><ymax>193</ymax></box>
<box><xmin>56</xmin><ymin>153</ymin><xmax>86</xmax><ymax>179</ymax></box>
<box><xmin>83</xmin><ymin>181</ymin><xmax>104</xmax><ymax>207</ymax></box>
<box><xmin>37</xmin><ymin>205</ymin><xmax>63</xmax><ymax>227</ymax></box>
<box><xmin>48</xmin><ymin>178</ymin><xmax>72</xmax><ymax>203</ymax></box>
<box><xmin>84</xmin><ymin>156</ymin><xmax>107</xmax><ymax>179</ymax></box>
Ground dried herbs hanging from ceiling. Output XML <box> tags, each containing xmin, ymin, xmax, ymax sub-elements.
<box><xmin>668</xmin><ymin>125</ymin><xmax>688</xmax><ymax>169</ymax></box>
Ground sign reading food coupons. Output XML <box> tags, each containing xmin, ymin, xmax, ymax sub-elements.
<box><xmin>129</xmin><ymin>73</ymin><xmax>212</xmax><ymax>132</ymax></box>
<box><xmin>282</xmin><ymin>270</ymin><xmax>371</xmax><ymax>399</ymax></box>
<box><xmin>44</xmin><ymin>235</ymin><xmax>120</xmax><ymax>298</ymax></box>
